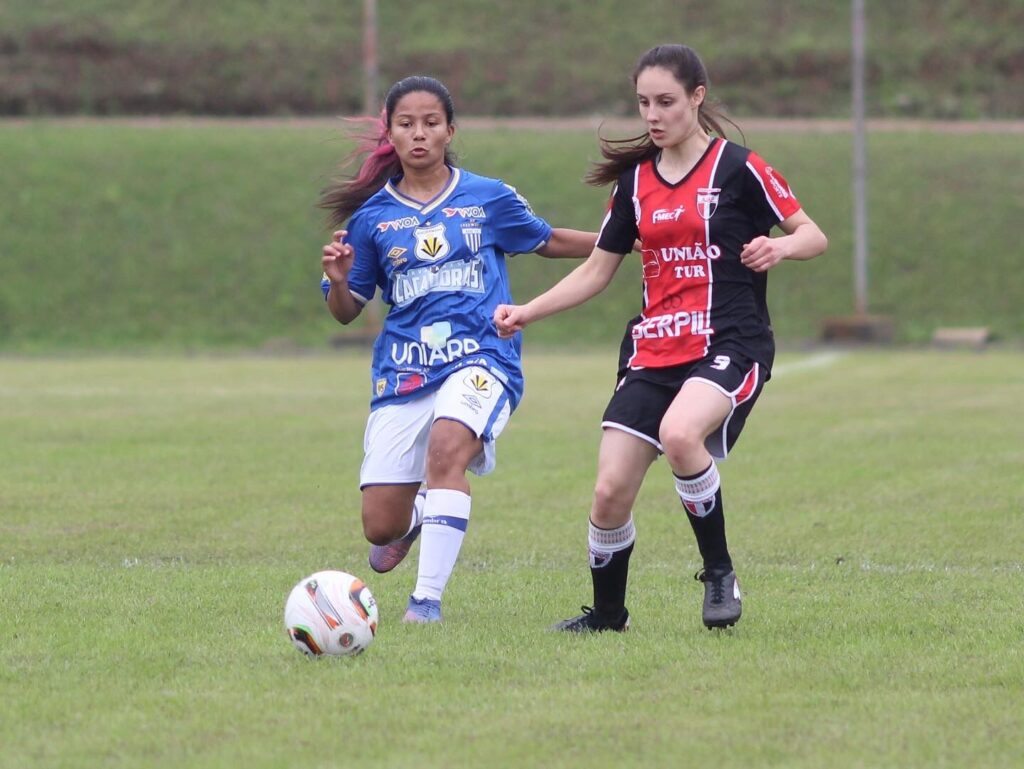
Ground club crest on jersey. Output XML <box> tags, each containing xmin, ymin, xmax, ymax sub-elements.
<box><xmin>464</xmin><ymin>371</ymin><xmax>493</xmax><ymax>398</ymax></box>
<box><xmin>414</xmin><ymin>223</ymin><xmax>451</xmax><ymax>262</ymax></box>
<box><xmin>697</xmin><ymin>187</ymin><xmax>721</xmax><ymax>220</ymax></box>
<box><xmin>461</xmin><ymin>221</ymin><xmax>483</xmax><ymax>254</ymax></box>
<box><xmin>375</xmin><ymin>378</ymin><xmax>387</xmax><ymax>397</ymax></box>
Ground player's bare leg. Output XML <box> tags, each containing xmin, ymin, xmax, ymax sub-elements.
<box><xmin>553</xmin><ymin>428</ymin><xmax>658</xmax><ymax>633</ymax></box>
<box><xmin>363</xmin><ymin>483</ymin><xmax>426</xmax><ymax>573</ymax></box>
<box><xmin>661</xmin><ymin>379</ymin><xmax>742</xmax><ymax>628</ymax></box>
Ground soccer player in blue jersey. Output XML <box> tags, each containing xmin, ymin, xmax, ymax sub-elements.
<box><xmin>318</xmin><ymin>76</ymin><xmax>597</xmax><ymax>624</ymax></box>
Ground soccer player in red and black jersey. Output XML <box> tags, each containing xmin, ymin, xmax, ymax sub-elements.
<box><xmin>494</xmin><ymin>45</ymin><xmax>827</xmax><ymax>631</ymax></box>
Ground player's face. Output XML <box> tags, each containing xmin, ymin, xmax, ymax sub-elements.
<box><xmin>635</xmin><ymin>67</ymin><xmax>705</xmax><ymax>148</ymax></box>
<box><xmin>387</xmin><ymin>92</ymin><xmax>454</xmax><ymax>172</ymax></box>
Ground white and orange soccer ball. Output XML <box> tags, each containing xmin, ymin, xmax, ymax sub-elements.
<box><xmin>284</xmin><ymin>570</ymin><xmax>378</xmax><ymax>657</ymax></box>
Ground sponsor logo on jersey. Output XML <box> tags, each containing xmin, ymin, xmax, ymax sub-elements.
<box><xmin>673</xmin><ymin>264</ymin><xmax>707</xmax><ymax>279</ymax></box>
<box><xmin>414</xmin><ymin>223</ymin><xmax>451</xmax><ymax>262</ymax></box>
<box><xmin>386</xmin><ymin>246</ymin><xmax>408</xmax><ymax>266</ymax></box>
<box><xmin>390</xmin><ymin>322</ymin><xmax>483</xmax><ymax>367</ymax></box>
<box><xmin>378</xmin><ymin>216</ymin><xmax>421</xmax><ymax>233</ymax></box>
<box><xmin>764</xmin><ymin>167</ymin><xmax>790</xmax><ymax>199</ymax></box>
<box><xmin>464</xmin><ymin>371</ymin><xmax>493</xmax><ymax>398</ymax></box>
<box><xmin>641</xmin><ymin>249</ymin><xmax>662</xmax><ymax>279</ymax></box>
<box><xmin>696</xmin><ymin>187</ymin><xmax>721</xmax><ymax>219</ymax></box>
<box><xmin>391</xmin><ymin>259</ymin><xmax>485</xmax><ymax>307</ymax></box>
<box><xmin>460</xmin><ymin>393</ymin><xmax>482</xmax><ymax>413</ymax></box>
<box><xmin>421</xmin><ymin>321</ymin><xmax>453</xmax><ymax>350</ymax></box>
<box><xmin>396</xmin><ymin>371</ymin><xmax>426</xmax><ymax>396</ymax></box>
<box><xmin>461</xmin><ymin>222</ymin><xmax>483</xmax><ymax>254</ymax></box>
<box><xmin>654</xmin><ymin>244</ymin><xmax>722</xmax><ymax>262</ymax></box>
<box><xmin>631</xmin><ymin>310</ymin><xmax>709</xmax><ymax>340</ymax></box>
<box><xmin>391</xmin><ymin>337</ymin><xmax>482</xmax><ymax>367</ymax></box>
<box><xmin>652</xmin><ymin>206</ymin><xmax>685</xmax><ymax>223</ymax></box>
<box><xmin>443</xmin><ymin>206</ymin><xmax>487</xmax><ymax>219</ymax></box>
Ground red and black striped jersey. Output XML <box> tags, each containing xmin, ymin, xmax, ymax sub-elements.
<box><xmin>596</xmin><ymin>138</ymin><xmax>802</xmax><ymax>370</ymax></box>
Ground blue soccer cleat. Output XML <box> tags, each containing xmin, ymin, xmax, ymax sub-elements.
<box><xmin>402</xmin><ymin>595</ymin><xmax>442</xmax><ymax>624</ymax></box>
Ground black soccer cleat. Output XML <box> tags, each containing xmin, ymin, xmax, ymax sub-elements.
<box><xmin>551</xmin><ymin>605</ymin><xmax>630</xmax><ymax>633</ymax></box>
<box><xmin>695</xmin><ymin>568</ymin><xmax>742</xmax><ymax>629</ymax></box>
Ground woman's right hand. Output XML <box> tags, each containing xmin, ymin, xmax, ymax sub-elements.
<box><xmin>493</xmin><ymin>304</ymin><xmax>531</xmax><ymax>338</ymax></box>
<box><xmin>321</xmin><ymin>230</ymin><xmax>355</xmax><ymax>284</ymax></box>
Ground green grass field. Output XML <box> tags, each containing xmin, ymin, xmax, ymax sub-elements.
<box><xmin>2</xmin><ymin>349</ymin><xmax>1022</xmax><ymax>768</ymax></box>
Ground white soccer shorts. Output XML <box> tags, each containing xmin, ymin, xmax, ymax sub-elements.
<box><xmin>359</xmin><ymin>365</ymin><xmax>512</xmax><ymax>487</ymax></box>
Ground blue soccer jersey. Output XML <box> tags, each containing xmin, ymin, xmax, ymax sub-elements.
<box><xmin>321</xmin><ymin>167</ymin><xmax>552</xmax><ymax>411</ymax></box>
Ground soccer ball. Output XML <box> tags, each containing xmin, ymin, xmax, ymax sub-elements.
<box><xmin>284</xmin><ymin>570</ymin><xmax>379</xmax><ymax>657</ymax></box>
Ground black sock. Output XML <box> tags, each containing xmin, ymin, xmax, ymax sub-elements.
<box><xmin>684</xmin><ymin>488</ymin><xmax>732</xmax><ymax>572</ymax></box>
<box><xmin>591</xmin><ymin>543</ymin><xmax>633</xmax><ymax>619</ymax></box>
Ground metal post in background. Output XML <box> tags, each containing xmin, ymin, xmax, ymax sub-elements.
<box><xmin>851</xmin><ymin>0</ymin><xmax>869</xmax><ymax>315</ymax></box>
<box><xmin>363</xmin><ymin>0</ymin><xmax>379</xmax><ymax>115</ymax></box>
<box><xmin>822</xmin><ymin>0</ymin><xmax>891</xmax><ymax>342</ymax></box>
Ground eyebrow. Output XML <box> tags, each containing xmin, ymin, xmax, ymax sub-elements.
<box><xmin>393</xmin><ymin>111</ymin><xmax>445</xmax><ymax>119</ymax></box>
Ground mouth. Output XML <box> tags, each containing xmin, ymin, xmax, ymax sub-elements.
<box><xmin>410</xmin><ymin>148</ymin><xmax>429</xmax><ymax>158</ymax></box>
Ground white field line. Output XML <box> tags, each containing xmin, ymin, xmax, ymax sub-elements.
<box><xmin>771</xmin><ymin>350</ymin><xmax>845</xmax><ymax>377</ymax></box>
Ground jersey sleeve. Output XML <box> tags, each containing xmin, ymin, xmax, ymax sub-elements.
<box><xmin>338</xmin><ymin>210</ymin><xmax>380</xmax><ymax>305</ymax></box>
<box><xmin>489</xmin><ymin>182</ymin><xmax>553</xmax><ymax>255</ymax></box>
<box><xmin>596</xmin><ymin>169</ymin><xmax>638</xmax><ymax>255</ymax></box>
<box><xmin>740</xmin><ymin>152</ymin><xmax>803</xmax><ymax>232</ymax></box>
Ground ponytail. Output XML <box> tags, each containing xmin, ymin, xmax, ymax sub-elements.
<box><xmin>318</xmin><ymin>113</ymin><xmax>402</xmax><ymax>228</ymax></box>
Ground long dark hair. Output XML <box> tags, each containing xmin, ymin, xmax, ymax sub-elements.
<box><xmin>319</xmin><ymin>76</ymin><xmax>458</xmax><ymax>227</ymax></box>
<box><xmin>586</xmin><ymin>45</ymin><xmax>742</xmax><ymax>187</ymax></box>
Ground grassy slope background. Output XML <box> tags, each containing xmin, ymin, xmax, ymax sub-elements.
<box><xmin>1</xmin><ymin>120</ymin><xmax>1022</xmax><ymax>351</ymax></box>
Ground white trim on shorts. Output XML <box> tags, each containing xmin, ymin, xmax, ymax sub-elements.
<box><xmin>692</xmin><ymin>362</ymin><xmax>760</xmax><ymax>460</ymax></box>
<box><xmin>600</xmin><ymin>420</ymin><xmax>663</xmax><ymax>452</ymax></box>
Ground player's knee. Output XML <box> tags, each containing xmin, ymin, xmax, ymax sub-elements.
<box><xmin>591</xmin><ymin>478</ymin><xmax>632</xmax><ymax>525</ymax></box>
<box><xmin>426</xmin><ymin>422</ymin><xmax>476</xmax><ymax>480</ymax></box>
<box><xmin>659</xmin><ymin>422</ymin><xmax>704</xmax><ymax>465</ymax></box>
<box><xmin>361</xmin><ymin>511</ymin><xmax>400</xmax><ymax>545</ymax></box>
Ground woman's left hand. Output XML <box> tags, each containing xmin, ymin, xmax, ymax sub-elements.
<box><xmin>740</xmin><ymin>236</ymin><xmax>787</xmax><ymax>272</ymax></box>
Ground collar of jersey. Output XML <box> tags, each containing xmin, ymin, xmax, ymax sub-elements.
<box><xmin>384</xmin><ymin>166</ymin><xmax>461</xmax><ymax>215</ymax></box>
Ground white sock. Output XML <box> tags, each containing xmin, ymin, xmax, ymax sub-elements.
<box><xmin>411</xmin><ymin>489</ymin><xmax>471</xmax><ymax>602</ymax></box>
<box><xmin>588</xmin><ymin>517</ymin><xmax>636</xmax><ymax>568</ymax></box>
<box><xmin>674</xmin><ymin>462</ymin><xmax>721</xmax><ymax>518</ymax></box>
<box><xmin>404</xmin><ymin>490</ymin><xmax>426</xmax><ymax>538</ymax></box>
